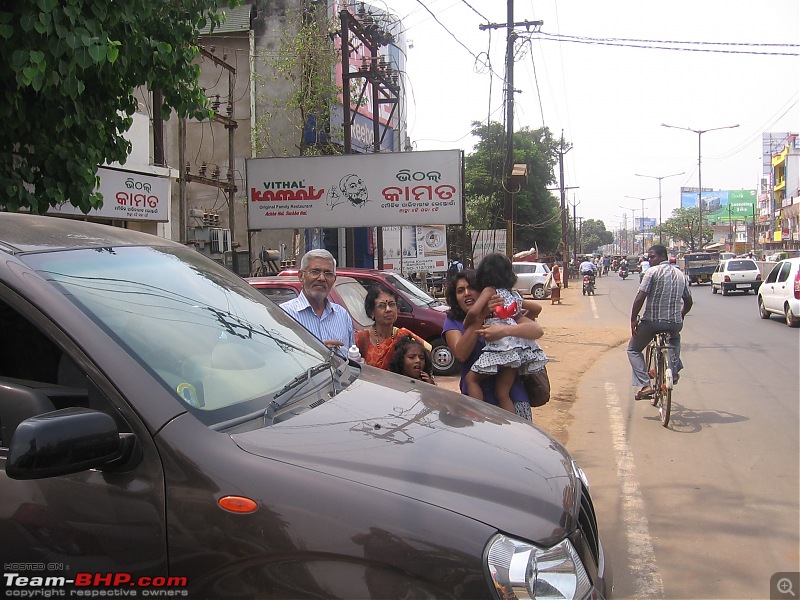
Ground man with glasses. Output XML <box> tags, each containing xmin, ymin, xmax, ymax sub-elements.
<box><xmin>628</xmin><ymin>244</ymin><xmax>693</xmax><ymax>400</ymax></box>
<box><xmin>280</xmin><ymin>249</ymin><xmax>354</xmax><ymax>355</ymax></box>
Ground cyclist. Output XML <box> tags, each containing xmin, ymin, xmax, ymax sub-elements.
<box><xmin>628</xmin><ymin>244</ymin><xmax>693</xmax><ymax>400</ymax></box>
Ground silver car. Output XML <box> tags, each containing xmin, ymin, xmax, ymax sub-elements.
<box><xmin>758</xmin><ymin>258</ymin><xmax>800</xmax><ymax>327</ymax></box>
<box><xmin>512</xmin><ymin>261</ymin><xmax>552</xmax><ymax>299</ymax></box>
<box><xmin>711</xmin><ymin>259</ymin><xmax>762</xmax><ymax>295</ymax></box>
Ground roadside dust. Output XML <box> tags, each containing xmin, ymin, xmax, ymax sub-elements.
<box><xmin>438</xmin><ymin>284</ymin><xmax>629</xmax><ymax>446</ymax></box>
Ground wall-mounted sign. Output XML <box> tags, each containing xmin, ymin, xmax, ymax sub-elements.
<box><xmin>381</xmin><ymin>225</ymin><xmax>448</xmax><ymax>273</ymax></box>
<box><xmin>49</xmin><ymin>167</ymin><xmax>170</xmax><ymax>222</ymax></box>
<box><xmin>247</xmin><ymin>150</ymin><xmax>463</xmax><ymax>229</ymax></box>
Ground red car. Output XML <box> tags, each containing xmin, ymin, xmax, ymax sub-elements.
<box><xmin>276</xmin><ymin>267</ymin><xmax>457</xmax><ymax>375</ymax></box>
<box><xmin>246</xmin><ymin>275</ymin><xmax>371</xmax><ymax>333</ymax></box>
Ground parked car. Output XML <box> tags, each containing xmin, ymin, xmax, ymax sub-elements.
<box><xmin>719</xmin><ymin>252</ymin><xmax>736</xmax><ymax>261</ymax></box>
<box><xmin>247</xmin><ymin>275</ymin><xmax>371</xmax><ymax>331</ymax></box>
<box><xmin>711</xmin><ymin>259</ymin><xmax>762</xmax><ymax>295</ymax></box>
<box><xmin>279</xmin><ymin>267</ymin><xmax>457</xmax><ymax>375</ymax></box>
<box><xmin>0</xmin><ymin>213</ymin><xmax>610</xmax><ymax>598</ymax></box>
<box><xmin>757</xmin><ymin>257</ymin><xmax>800</xmax><ymax>327</ymax></box>
<box><xmin>512</xmin><ymin>261</ymin><xmax>552</xmax><ymax>299</ymax></box>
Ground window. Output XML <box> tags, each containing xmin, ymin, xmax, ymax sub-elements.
<box><xmin>255</xmin><ymin>286</ymin><xmax>298</xmax><ymax>304</ymax></box>
<box><xmin>777</xmin><ymin>262</ymin><xmax>791</xmax><ymax>284</ymax></box>
<box><xmin>727</xmin><ymin>260</ymin><xmax>757</xmax><ymax>272</ymax></box>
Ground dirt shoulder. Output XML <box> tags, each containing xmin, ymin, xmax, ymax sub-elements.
<box><xmin>437</xmin><ymin>285</ymin><xmax>629</xmax><ymax>445</ymax></box>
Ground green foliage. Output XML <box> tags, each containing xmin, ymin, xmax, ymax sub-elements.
<box><xmin>0</xmin><ymin>0</ymin><xmax>236</xmax><ymax>213</ymax></box>
<box><xmin>457</xmin><ymin>120</ymin><xmax>561</xmax><ymax>259</ymax></box>
<box><xmin>654</xmin><ymin>207</ymin><xmax>713</xmax><ymax>252</ymax></box>
<box><xmin>577</xmin><ymin>219</ymin><xmax>613</xmax><ymax>254</ymax></box>
<box><xmin>253</xmin><ymin>4</ymin><xmax>341</xmax><ymax>157</ymax></box>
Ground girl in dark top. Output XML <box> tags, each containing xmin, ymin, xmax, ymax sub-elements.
<box><xmin>388</xmin><ymin>335</ymin><xmax>435</xmax><ymax>384</ymax></box>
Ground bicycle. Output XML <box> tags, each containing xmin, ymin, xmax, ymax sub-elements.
<box><xmin>644</xmin><ymin>331</ymin><xmax>675</xmax><ymax>427</ymax></box>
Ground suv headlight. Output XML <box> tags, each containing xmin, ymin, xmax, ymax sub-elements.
<box><xmin>486</xmin><ymin>534</ymin><xmax>591</xmax><ymax>600</ymax></box>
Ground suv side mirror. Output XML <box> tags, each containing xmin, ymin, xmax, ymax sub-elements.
<box><xmin>6</xmin><ymin>407</ymin><xmax>131</xmax><ymax>480</ymax></box>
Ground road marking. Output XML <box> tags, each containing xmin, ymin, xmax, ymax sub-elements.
<box><xmin>604</xmin><ymin>381</ymin><xmax>664</xmax><ymax>598</ymax></box>
<box><xmin>590</xmin><ymin>295</ymin><xmax>599</xmax><ymax>319</ymax></box>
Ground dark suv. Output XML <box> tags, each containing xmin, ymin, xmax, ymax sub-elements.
<box><xmin>280</xmin><ymin>267</ymin><xmax>457</xmax><ymax>375</ymax></box>
<box><xmin>0</xmin><ymin>214</ymin><xmax>610</xmax><ymax>599</ymax></box>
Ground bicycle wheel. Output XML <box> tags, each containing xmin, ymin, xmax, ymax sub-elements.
<box><xmin>657</xmin><ymin>349</ymin><xmax>672</xmax><ymax>427</ymax></box>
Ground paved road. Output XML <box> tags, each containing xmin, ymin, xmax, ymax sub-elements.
<box><xmin>564</xmin><ymin>273</ymin><xmax>799</xmax><ymax>599</ymax></box>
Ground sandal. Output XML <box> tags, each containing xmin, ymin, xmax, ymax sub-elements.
<box><xmin>635</xmin><ymin>386</ymin><xmax>655</xmax><ymax>400</ymax></box>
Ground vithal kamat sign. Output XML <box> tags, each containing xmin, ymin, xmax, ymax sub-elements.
<box><xmin>246</xmin><ymin>150</ymin><xmax>464</xmax><ymax>230</ymax></box>
<box><xmin>49</xmin><ymin>167</ymin><xmax>170</xmax><ymax>222</ymax></box>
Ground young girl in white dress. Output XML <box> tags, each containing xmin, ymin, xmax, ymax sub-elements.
<box><xmin>463</xmin><ymin>253</ymin><xmax>548</xmax><ymax>413</ymax></box>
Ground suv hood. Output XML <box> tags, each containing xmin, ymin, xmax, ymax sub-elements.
<box><xmin>233</xmin><ymin>369</ymin><xmax>576</xmax><ymax>547</ymax></box>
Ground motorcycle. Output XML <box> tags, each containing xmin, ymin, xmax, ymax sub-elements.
<box><xmin>582</xmin><ymin>271</ymin><xmax>596</xmax><ymax>295</ymax></box>
<box><xmin>618</xmin><ymin>267</ymin><xmax>629</xmax><ymax>280</ymax></box>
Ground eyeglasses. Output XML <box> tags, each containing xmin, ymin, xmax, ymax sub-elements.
<box><xmin>375</xmin><ymin>301</ymin><xmax>397</xmax><ymax>310</ymax></box>
<box><xmin>303</xmin><ymin>269</ymin><xmax>336</xmax><ymax>280</ymax></box>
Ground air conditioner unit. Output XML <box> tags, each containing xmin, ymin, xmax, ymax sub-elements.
<box><xmin>210</xmin><ymin>228</ymin><xmax>231</xmax><ymax>253</ymax></box>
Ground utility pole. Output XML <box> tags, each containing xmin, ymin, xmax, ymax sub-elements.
<box><xmin>554</xmin><ymin>132</ymin><xmax>573</xmax><ymax>287</ymax></box>
<box><xmin>569</xmin><ymin>195</ymin><xmax>580</xmax><ymax>261</ymax></box>
<box><xmin>339</xmin><ymin>6</ymin><xmax>398</xmax><ymax>267</ymax></box>
<box><xmin>480</xmin><ymin>12</ymin><xmax>542</xmax><ymax>258</ymax></box>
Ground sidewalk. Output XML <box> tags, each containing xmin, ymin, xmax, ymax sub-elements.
<box><xmin>437</xmin><ymin>283</ymin><xmax>629</xmax><ymax>445</ymax></box>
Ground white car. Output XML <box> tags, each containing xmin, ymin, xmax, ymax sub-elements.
<box><xmin>758</xmin><ymin>257</ymin><xmax>800</xmax><ymax>327</ymax></box>
<box><xmin>711</xmin><ymin>259</ymin><xmax>762</xmax><ymax>295</ymax></box>
<box><xmin>512</xmin><ymin>262</ymin><xmax>552</xmax><ymax>299</ymax></box>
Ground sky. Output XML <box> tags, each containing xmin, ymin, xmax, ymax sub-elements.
<box><xmin>370</xmin><ymin>0</ymin><xmax>799</xmax><ymax>236</ymax></box>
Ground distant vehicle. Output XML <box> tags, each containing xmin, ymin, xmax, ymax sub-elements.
<box><xmin>719</xmin><ymin>252</ymin><xmax>736</xmax><ymax>261</ymax></box>
<box><xmin>512</xmin><ymin>261</ymin><xmax>552</xmax><ymax>299</ymax></box>
<box><xmin>278</xmin><ymin>267</ymin><xmax>457</xmax><ymax>375</ymax></box>
<box><xmin>758</xmin><ymin>257</ymin><xmax>800</xmax><ymax>327</ymax></box>
<box><xmin>678</xmin><ymin>252</ymin><xmax>718</xmax><ymax>285</ymax></box>
<box><xmin>711</xmin><ymin>259</ymin><xmax>762</xmax><ymax>295</ymax></box>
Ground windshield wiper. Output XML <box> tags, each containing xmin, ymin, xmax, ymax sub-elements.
<box><xmin>263</xmin><ymin>358</ymin><xmax>333</xmax><ymax>426</ymax></box>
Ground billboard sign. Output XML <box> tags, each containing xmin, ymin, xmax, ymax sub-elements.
<box><xmin>381</xmin><ymin>225</ymin><xmax>448</xmax><ymax>272</ymax></box>
<box><xmin>48</xmin><ymin>167</ymin><xmax>171</xmax><ymax>222</ymax></box>
<box><xmin>471</xmin><ymin>229</ymin><xmax>506</xmax><ymax>264</ymax></box>
<box><xmin>680</xmin><ymin>189</ymin><xmax>757</xmax><ymax>224</ymax></box>
<box><xmin>247</xmin><ymin>150</ymin><xmax>463</xmax><ymax>229</ymax></box>
<box><xmin>634</xmin><ymin>217</ymin><xmax>657</xmax><ymax>231</ymax></box>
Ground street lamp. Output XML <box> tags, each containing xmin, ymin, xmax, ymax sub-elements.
<box><xmin>661</xmin><ymin>123</ymin><xmax>739</xmax><ymax>248</ymax></box>
<box><xmin>619</xmin><ymin>205</ymin><xmax>640</xmax><ymax>254</ymax></box>
<box><xmin>634</xmin><ymin>171</ymin><xmax>685</xmax><ymax>243</ymax></box>
<box><xmin>625</xmin><ymin>196</ymin><xmax>657</xmax><ymax>253</ymax></box>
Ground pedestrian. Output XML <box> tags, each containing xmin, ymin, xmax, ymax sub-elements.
<box><xmin>355</xmin><ymin>286</ymin><xmax>429</xmax><ymax>369</ymax></box>
<box><xmin>628</xmin><ymin>244</ymin><xmax>693</xmax><ymax>400</ymax></box>
<box><xmin>442</xmin><ymin>270</ymin><xmax>543</xmax><ymax>421</ymax></box>
<box><xmin>546</xmin><ymin>264</ymin><xmax>561</xmax><ymax>305</ymax></box>
<box><xmin>280</xmin><ymin>249</ymin><xmax>354</xmax><ymax>355</ymax></box>
<box><xmin>462</xmin><ymin>254</ymin><xmax>548</xmax><ymax>415</ymax></box>
<box><xmin>388</xmin><ymin>335</ymin><xmax>436</xmax><ymax>384</ymax></box>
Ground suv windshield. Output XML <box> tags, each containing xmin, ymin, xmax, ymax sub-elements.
<box><xmin>23</xmin><ymin>245</ymin><xmax>338</xmax><ymax>426</ymax></box>
<box><xmin>385</xmin><ymin>273</ymin><xmax>441</xmax><ymax>307</ymax></box>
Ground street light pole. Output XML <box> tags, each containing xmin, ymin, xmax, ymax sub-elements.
<box><xmin>625</xmin><ymin>196</ymin><xmax>657</xmax><ymax>253</ymax></box>
<box><xmin>634</xmin><ymin>171</ymin><xmax>684</xmax><ymax>243</ymax></box>
<box><xmin>661</xmin><ymin>123</ymin><xmax>739</xmax><ymax>249</ymax></box>
<box><xmin>620</xmin><ymin>205</ymin><xmax>639</xmax><ymax>254</ymax></box>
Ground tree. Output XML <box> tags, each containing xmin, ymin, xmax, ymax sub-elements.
<box><xmin>654</xmin><ymin>207</ymin><xmax>713</xmax><ymax>252</ymax></box>
<box><xmin>0</xmin><ymin>0</ymin><xmax>236</xmax><ymax>213</ymax></box>
<box><xmin>579</xmin><ymin>219</ymin><xmax>614</xmax><ymax>254</ymax></box>
<box><xmin>458</xmin><ymin>121</ymin><xmax>561</xmax><ymax>261</ymax></box>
